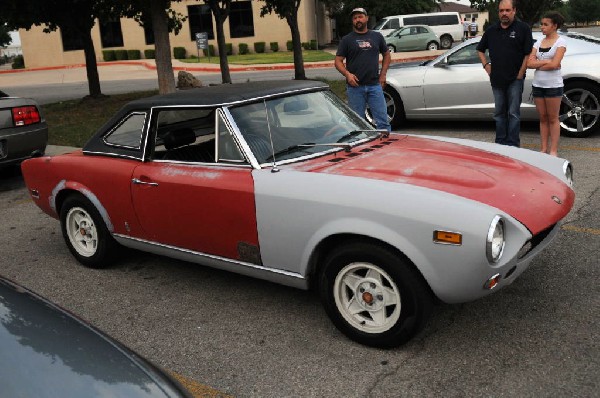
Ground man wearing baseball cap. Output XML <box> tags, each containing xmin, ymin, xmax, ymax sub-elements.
<box><xmin>335</xmin><ymin>7</ymin><xmax>391</xmax><ymax>131</ymax></box>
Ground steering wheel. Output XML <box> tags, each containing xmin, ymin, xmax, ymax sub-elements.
<box><xmin>323</xmin><ymin>125</ymin><xmax>346</xmax><ymax>138</ymax></box>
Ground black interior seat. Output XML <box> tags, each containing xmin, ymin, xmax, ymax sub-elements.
<box><xmin>162</xmin><ymin>128</ymin><xmax>215</xmax><ymax>163</ymax></box>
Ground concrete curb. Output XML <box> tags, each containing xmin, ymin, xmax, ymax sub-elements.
<box><xmin>0</xmin><ymin>54</ymin><xmax>439</xmax><ymax>75</ymax></box>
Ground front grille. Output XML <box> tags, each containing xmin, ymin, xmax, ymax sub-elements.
<box><xmin>517</xmin><ymin>224</ymin><xmax>556</xmax><ymax>259</ymax></box>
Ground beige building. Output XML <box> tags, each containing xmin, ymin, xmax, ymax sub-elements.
<box><xmin>19</xmin><ymin>0</ymin><xmax>332</xmax><ymax>69</ymax></box>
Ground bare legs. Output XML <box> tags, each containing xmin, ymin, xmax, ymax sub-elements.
<box><xmin>534</xmin><ymin>96</ymin><xmax>562</xmax><ymax>156</ymax></box>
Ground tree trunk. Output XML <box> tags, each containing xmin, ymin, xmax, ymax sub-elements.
<box><xmin>215</xmin><ymin>19</ymin><xmax>231</xmax><ymax>83</ymax></box>
<box><xmin>150</xmin><ymin>0</ymin><xmax>176</xmax><ymax>94</ymax></box>
<box><xmin>81</xmin><ymin>29</ymin><xmax>102</xmax><ymax>97</ymax></box>
<box><xmin>286</xmin><ymin>14</ymin><xmax>306</xmax><ymax>80</ymax></box>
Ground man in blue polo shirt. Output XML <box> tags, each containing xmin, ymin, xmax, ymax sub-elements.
<box><xmin>477</xmin><ymin>0</ymin><xmax>533</xmax><ymax>147</ymax></box>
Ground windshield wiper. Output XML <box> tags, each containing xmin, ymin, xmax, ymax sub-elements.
<box><xmin>336</xmin><ymin>129</ymin><xmax>389</xmax><ymax>143</ymax></box>
<box><xmin>265</xmin><ymin>143</ymin><xmax>315</xmax><ymax>162</ymax></box>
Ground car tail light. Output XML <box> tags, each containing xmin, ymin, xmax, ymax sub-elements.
<box><xmin>12</xmin><ymin>106</ymin><xmax>41</xmax><ymax>126</ymax></box>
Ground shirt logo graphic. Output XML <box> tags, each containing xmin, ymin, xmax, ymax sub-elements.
<box><xmin>509</xmin><ymin>31</ymin><xmax>516</xmax><ymax>38</ymax></box>
<box><xmin>357</xmin><ymin>40</ymin><xmax>372</xmax><ymax>49</ymax></box>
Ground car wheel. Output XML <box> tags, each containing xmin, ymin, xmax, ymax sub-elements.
<box><xmin>319</xmin><ymin>241</ymin><xmax>433</xmax><ymax>348</ymax></box>
<box><xmin>440</xmin><ymin>35</ymin><xmax>453</xmax><ymax>49</ymax></box>
<box><xmin>560</xmin><ymin>81</ymin><xmax>600</xmax><ymax>138</ymax></box>
<box><xmin>387</xmin><ymin>44</ymin><xmax>396</xmax><ymax>53</ymax></box>
<box><xmin>383</xmin><ymin>87</ymin><xmax>406</xmax><ymax>129</ymax></box>
<box><xmin>427</xmin><ymin>41</ymin><xmax>439</xmax><ymax>51</ymax></box>
<box><xmin>60</xmin><ymin>194</ymin><xmax>118</xmax><ymax>268</ymax></box>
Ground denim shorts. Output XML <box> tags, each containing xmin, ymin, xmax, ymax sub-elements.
<box><xmin>532</xmin><ymin>86</ymin><xmax>564</xmax><ymax>98</ymax></box>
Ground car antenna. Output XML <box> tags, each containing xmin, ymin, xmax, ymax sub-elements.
<box><xmin>263</xmin><ymin>99</ymin><xmax>280</xmax><ymax>173</ymax></box>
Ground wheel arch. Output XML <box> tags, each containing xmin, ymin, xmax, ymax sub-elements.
<box><xmin>53</xmin><ymin>183</ymin><xmax>114</xmax><ymax>233</ymax></box>
<box><xmin>305</xmin><ymin>232</ymin><xmax>436</xmax><ymax>300</ymax></box>
<box><xmin>563</xmin><ymin>76</ymin><xmax>600</xmax><ymax>89</ymax></box>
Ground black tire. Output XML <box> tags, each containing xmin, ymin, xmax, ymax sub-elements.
<box><xmin>60</xmin><ymin>194</ymin><xmax>118</xmax><ymax>268</ymax></box>
<box><xmin>383</xmin><ymin>86</ymin><xmax>406</xmax><ymax>129</ymax></box>
<box><xmin>439</xmin><ymin>35</ymin><xmax>453</xmax><ymax>49</ymax></box>
<box><xmin>319</xmin><ymin>241</ymin><xmax>433</xmax><ymax>348</ymax></box>
<box><xmin>560</xmin><ymin>81</ymin><xmax>600</xmax><ymax>138</ymax></box>
<box><xmin>426</xmin><ymin>41</ymin><xmax>439</xmax><ymax>51</ymax></box>
<box><xmin>387</xmin><ymin>44</ymin><xmax>396</xmax><ymax>53</ymax></box>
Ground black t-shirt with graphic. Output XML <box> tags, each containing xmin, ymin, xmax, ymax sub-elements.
<box><xmin>337</xmin><ymin>30</ymin><xmax>388</xmax><ymax>86</ymax></box>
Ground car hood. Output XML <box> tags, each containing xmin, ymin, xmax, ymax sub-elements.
<box><xmin>291</xmin><ymin>135</ymin><xmax>574</xmax><ymax>235</ymax></box>
<box><xmin>0</xmin><ymin>277</ymin><xmax>191</xmax><ymax>398</ymax></box>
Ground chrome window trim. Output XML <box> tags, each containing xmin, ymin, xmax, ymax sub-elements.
<box><xmin>102</xmin><ymin>111</ymin><xmax>147</xmax><ymax>150</ymax></box>
<box><xmin>216</xmin><ymin>108</ymin><xmax>251</xmax><ymax>165</ymax></box>
<box><xmin>81</xmin><ymin>150</ymin><xmax>143</xmax><ymax>161</ymax></box>
<box><xmin>221</xmin><ymin>106</ymin><xmax>262</xmax><ymax>169</ymax></box>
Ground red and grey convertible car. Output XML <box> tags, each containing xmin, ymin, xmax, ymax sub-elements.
<box><xmin>21</xmin><ymin>80</ymin><xmax>574</xmax><ymax>348</ymax></box>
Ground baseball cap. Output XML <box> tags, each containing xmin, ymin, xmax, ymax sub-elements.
<box><xmin>351</xmin><ymin>7</ymin><xmax>367</xmax><ymax>16</ymax></box>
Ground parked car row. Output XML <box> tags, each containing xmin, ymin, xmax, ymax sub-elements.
<box><xmin>382</xmin><ymin>31</ymin><xmax>600</xmax><ymax>138</ymax></box>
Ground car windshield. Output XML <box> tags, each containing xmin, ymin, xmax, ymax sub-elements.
<box><xmin>228</xmin><ymin>90</ymin><xmax>376</xmax><ymax>164</ymax></box>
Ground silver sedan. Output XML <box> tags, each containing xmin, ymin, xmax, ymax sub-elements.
<box><xmin>384</xmin><ymin>32</ymin><xmax>600</xmax><ymax>138</ymax></box>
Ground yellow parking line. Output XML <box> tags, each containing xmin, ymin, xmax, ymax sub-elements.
<box><xmin>169</xmin><ymin>371</ymin><xmax>233</xmax><ymax>398</ymax></box>
<box><xmin>562</xmin><ymin>225</ymin><xmax>600</xmax><ymax>235</ymax></box>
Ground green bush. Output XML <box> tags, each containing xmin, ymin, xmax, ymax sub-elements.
<box><xmin>102</xmin><ymin>50</ymin><xmax>116</xmax><ymax>62</ymax></box>
<box><xmin>302</xmin><ymin>42</ymin><xmax>310</xmax><ymax>50</ymax></box>
<box><xmin>254</xmin><ymin>41</ymin><xmax>266</xmax><ymax>54</ymax></box>
<box><xmin>310</xmin><ymin>40</ymin><xmax>318</xmax><ymax>50</ymax></box>
<box><xmin>115</xmin><ymin>50</ymin><xmax>128</xmax><ymax>60</ymax></box>
<box><xmin>144</xmin><ymin>49</ymin><xmax>155</xmax><ymax>59</ymax></box>
<box><xmin>11</xmin><ymin>55</ymin><xmax>24</xmax><ymax>69</ymax></box>
<box><xmin>270</xmin><ymin>42</ymin><xmax>279</xmax><ymax>52</ymax></box>
<box><xmin>226</xmin><ymin>43</ymin><xmax>233</xmax><ymax>55</ymax></box>
<box><xmin>173</xmin><ymin>46</ymin><xmax>187</xmax><ymax>59</ymax></box>
<box><xmin>286</xmin><ymin>40</ymin><xmax>293</xmax><ymax>51</ymax></box>
<box><xmin>127</xmin><ymin>50</ymin><xmax>141</xmax><ymax>60</ymax></box>
<box><xmin>239</xmin><ymin>43</ymin><xmax>249</xmax><ymax>55</ymax></box>
<box><xmin>202</xmin><ymin>45</ymin><xmax>215</xmax><ymax>57</ymax></box>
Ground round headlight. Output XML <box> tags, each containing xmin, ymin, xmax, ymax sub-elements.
<box><xmin>563</xmin><ymin>161</ymin><xmax>573</xmax><ymax>186</ymax></box>
<box><xmin>486</xmin><ymin>216</ymin><xmax>505</xmax><ymax>263</ymax></box>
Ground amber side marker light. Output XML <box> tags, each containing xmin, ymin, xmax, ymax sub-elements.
<box><xmin>433</xmin><ymin>230</ymin><xmax>462</xmax><ymax>245</ymax></box>
<box><xmin>484</xmin><ymin>273</ymin><xmax>501</xmax><ymax>290</ymax></box>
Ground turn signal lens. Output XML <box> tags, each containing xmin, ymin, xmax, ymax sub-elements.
<box><xmin>484</xmin><ymin>273</ymin><xmax>501</xmax><ymax>290</ymax></box>
<box><xmin>12</xmin><ymin>106</ymin><xmax>41</xmax><ymax>126</ymax></box>
<box><xmin>433</xmin><ymin>230</ymin><xmax>462</xmax><ymax>245</ymax></box>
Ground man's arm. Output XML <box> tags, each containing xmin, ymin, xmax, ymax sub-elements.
<box><xmin>517</xmin><ymin>54</ymin><xmax>528</xmax><ymax>79</ymax></box>
<box><xmin>379</xmin><ymin>50</ymin><xmax>391</xmax><ymax>87</ymax></box>
<box><xmin>335</xmin><ymin>55</ymin><xmax>359</xmax><ymax>87</ymax></box>
<box><xmin>478</xmin><ymin>51</ymin><xmax>491</xmax><ymax>75</ymax></box>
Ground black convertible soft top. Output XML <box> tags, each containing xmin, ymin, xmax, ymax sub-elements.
<box><xmin>123</xmin><ymin>79</ymin><xmax>328</xmax><ymax>110</ymax></box>
<box><xmin>83</xmin><ymin>80</ymin><xmax>329</xmax><ymax>156</ymax></box>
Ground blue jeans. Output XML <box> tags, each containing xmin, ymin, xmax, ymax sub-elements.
<box><xmin>347</xmin><ymin>84</ymin><xmax>391</xmax><ymax>132</ymax></box>
<box><xmin>492</xmin><ymin>79</ymin><xmax>524</xmax><ymax>147</ymax></box>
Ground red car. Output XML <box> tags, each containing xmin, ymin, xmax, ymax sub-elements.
<box><xmin>21</xmin><ymin>81</ymin><xmax>575</xmax><ymax>347</ymax></box>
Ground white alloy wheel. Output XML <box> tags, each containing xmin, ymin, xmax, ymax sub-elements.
<box><xmin>65</xmin><ymin>206</ymin><xmax>98</xmax><ymax>258</ymax></box>
<box><xmin>333</xmin><ymin>262</ymin><xmax>401</xmax><ymax>334</ymax></box>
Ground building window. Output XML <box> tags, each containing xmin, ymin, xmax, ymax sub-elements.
<box><xmin>144</xmin><ymin>24</ymin><xmax>155</xmax><ymax>45</ymax></box>
<box><xmin>100</xmin><ymin>19</ymin><xmax>124</xmax><ymax>48</ymax></box>
<box><xmin>229</xmin><ymin>1</ymin><xmax>254</xmax><ymax>38</ymax></box>
<box><xmin>188</xmin><ymin>5</ymin><xmax>214</xmax><ymax>40</ymax></box>
<box><xmin>61</xmin><ymin>28</ymin><xmax>84</xmax><ymax>52</ymax></box>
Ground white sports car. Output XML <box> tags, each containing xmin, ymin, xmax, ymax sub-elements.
<box><xmin>384</xmin><ymin>32</ymin><xmax>600</xmax><ymax>138</ymax></box>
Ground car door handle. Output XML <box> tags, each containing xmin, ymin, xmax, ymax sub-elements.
<box><xmin>132</xmin><ymin>178</ymin><xmax>159</xmax><ymax>186</ymax></box>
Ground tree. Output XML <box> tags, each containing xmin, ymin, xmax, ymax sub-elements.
<box><xmin>0</xmin><ymin>0</ymin><xmax>110</xmax><ymax>98</ymax></box>
<box><xmin>568</xmin><ymin>0</ymin><xmax>600</xmax><ymax>26</ymax></box>
<box><xmin>122</xmin><ymin>0</ymin><xmax>184</xmax><ymax>94</ymax></box>
<box><xmin>260</xmin><ymin>0</ymin><xmax>306</xmax><ymax>80</ymax></box>
<box><xmin>0</xmin><ymin>24</ymin><xmax>12</xmax><ymax>47</ymax></box>
<box><xmin>469</xmin><ymin>0</ymin><xmax>564</xmax><ymax>26</ymax></box>
<box><xmin>204</xmin><ymin>0</ymin><xmax>232</xmax><ymax>84</ymax></box>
